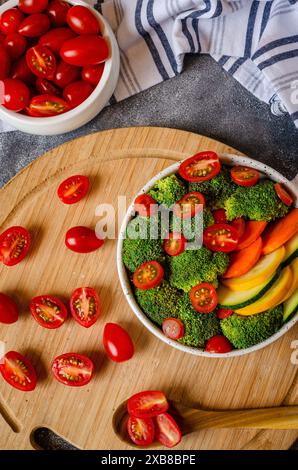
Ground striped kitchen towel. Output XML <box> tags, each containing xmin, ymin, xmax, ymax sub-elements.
<box><xmin>1</xmin><ymin>0</ymin><xmax>298</xmax><ymax>132</ymax></box>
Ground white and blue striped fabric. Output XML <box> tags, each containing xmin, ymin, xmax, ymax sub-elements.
<box><xmin>1</xmin><ymin>0</ymin><xmax>298</xmax><ymax>132</ymax></box>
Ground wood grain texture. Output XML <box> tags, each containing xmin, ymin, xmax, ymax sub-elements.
<box><xmin>0</xmin><ymin>127</ymin><xmax>297</xmax><ymax>450</ymax></box>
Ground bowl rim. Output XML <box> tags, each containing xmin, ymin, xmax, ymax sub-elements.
<box><xmin>0</xmin><ymin>0</ymin><xmax>117</xmax><ymax>126</ymax></box>
<box><xmin>117</xmin><ymin>153</ymin><xmax>298</xmax><ymax>358</ymax></box>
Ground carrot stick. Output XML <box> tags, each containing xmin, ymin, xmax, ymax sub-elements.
<box><xmin>222</xmin><ymin>237</ymin><xmax>263</xmax><ymax>279</ymax></box>
<box><xmin>262</xmin><ymin>208</ymin><xmax>298</xmax><ymax>255</ymax></box>
<box><xmin>237</xmin><ymin>220</ymin><xmax>267</xmax><ymax>250</ymax></box>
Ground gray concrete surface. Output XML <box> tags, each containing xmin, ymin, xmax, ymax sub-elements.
<box><xmin>1</xmin><ymin>54</ymin><xmax>297</xmax><ymax>450</ymax></box>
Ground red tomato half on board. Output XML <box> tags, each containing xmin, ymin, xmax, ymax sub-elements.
<box><xmin>179</xmin><ymin>151</ymin><xmax>221</xmax><ymax>182</ymax></box>
<box><xmin>70</xmin><ymin>287</ymin><xmax>100</xmax><ymax>328</ymax></box>
<box><xmin>127</xmin><ymin>391</ymin><xmax>169</xmax><ymax>419</ymax></box>
<box><xmin>0</xmin><ymin>351</ymin><xmax>37</xmax><ymax>391</ymax></box>
<box><xmin>103</xmin><ymin>323</ymin><xmax>134</xmax><ymax>362</ymax></box>
<box><xmin>127</xmin><ymin>416</ymin><xmax>155</xmax><ymax>447</ymax></box>
<box><xmin>0</xmin><ymin>293</ymin><xmax>19</xmax><ymax>324</ymax></box>
<box><xmin>65</xmin><ymin>226</ymin><xmax>104</xmax><ymax>253</ymax></box>
<box><xmin>57</xmin><ymin>175</ymin><xmax>89</xmax><ymax>204</ymax></box>
<box><xmin>0</xmin><ymin>226</ymin><xmax>30</xmax><ymax>266</ymax></box>
<box><xmin>51</xmin><ymin>353</ymin><xmax>94</xmax><ymax>387</ymax></box>
<box><xmin>30</xmin><ymin>295</ymin><xmax>68</xmax><ymax>329</ymax></box>
<box><xmin>155</xmin><ymin>413</ymin><xmax>182</xmax><ymax>448</ymax></box>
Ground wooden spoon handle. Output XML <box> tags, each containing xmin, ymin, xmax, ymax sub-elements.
<box><xmin>183</xmin><ymin>406</ymin><xmax>298</xmax><ymax>431</ymax></box>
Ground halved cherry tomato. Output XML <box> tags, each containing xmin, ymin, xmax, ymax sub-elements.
<box><xmin>54</xmin><ymin>60</ymin><xmax>80</xmax><ymax>88</ymax></box>
<box><xmin>38</xmin><ymin>27</ymin><xmax>76</xmax><ymax>54</ymax></box>
<box><xmin>216</xmin><ymin>308</ymin><xmax>234</xmax><ymax>320</ymax></box>
<box><xmin>82</xmin><ymin>63</ymin><xmax>104</xmax><ymax>86</ymax></box>
<box><xmin>63</xmin><ymin>80</ymin><xmax>94</xmax><ymax>108</ymax></box>
<box><xmin>30</xmin><ymin>295</ymin><xmax>67</xmax><ymax>329</ymax></box>
<box><xmin>0</xmin><ymin>293</ymin><xmax>19</xmax><ymax>324</ymax></box>
<box><xmin>47</xmin><ymin>0</ymin><xmax>70</xmax><ymax>27</ymax></box>
<box><xmin>70</xmin><ymin>287</ymin><xmax>100</xmax><ymax>328</ymax></box>
<box><xmin>134</xmin><ymin>194</ymin><xmax>158</xmax><ymax>217</ymax></box>
<box><xmin>231</xmin><ymin>217</ymin><xmax>246</xmax><ymax>239</ymax></box>
<box><xmin>66</xmin><ymin>5</ymin><xmax>100</xmax><ymax>35</ymax></box>
<box><xmin>52</xmin><ymin>353</ymin><xmax>94</xmax><ymax>387</ymax></box>
<box><xmin>0</xmin><ymin>351</ymin><xmax>37</xmax><ymax>391</ymax></box>
<box><xmin>19</xmin><ymin>0</ymin><xmax>49</xmax><ymax>14</ymax></box>
<box><xmin>26</xmin><ymin>45</ymin><xmax>56</xmax><ymax>79</ymax></box>
<box><xmin>274</xmin><ymin>183</ymin><xmax>293</xmax><ymax>207</ymax></box>
<box><xmin>0</xmin><ymin>226</ymin><xmax>30</xmax><ymax>266</ymax></box>
<box><xmin>190</xmin><ymin>282</ymin><xmax>218</xmax><ymax>313</ymax></box>
<box><xmin>203</xmin><ymin>223</ymin><xmax>239</xmax><ymax>253</ymax></box>
<box><xmin>231</xmin><ymin>166</ymin><xmax>260</xmax><ymax>187</ymax></box>
<box><xmin>133</xmin><ymin>261</ymin><xmax>164</xmax><ymax>290</ymax></box>
<box><xmin>4</xmin><ymin>33</ymin><xmax>27</xmax><ymax>60</ymax></box>
<box><xmin>205</xmin><ymin>335</ymin><xmax>233</xmax><ymax>353</ymax></box>
<box><xmin>18</xmin><ymin>13</ymin><xmax>50</xmax><ymax>37</ymax></box>
<box><xmin>127</xmin><ymin>416</ymin><xmax>155</xmax><ymax>447</ymax></box>
<box><xmin>213</xmin><ymin>208</ymin><xmax>227</xmax><ymax>224</ymax></box>
<box><xmin>0</xmin><ymin>8</ymin><xmax>24</xmax><ymax>34</ymax></box>
<box><xmin>155</xmin><ymin>413</ymin><xmax>182</xmax><ymax>448</ymax></box>
<box><xmin>11</xmin><ymin>55</ymin><xmax>35</xmax><ymax>85</ymax></box>
<box><xmin>103</xmin><ymin>323</ymin><xmax>134</xmax><ymax>362</ymax></box>
<box><xmin>0</xmin><ymin>33</ymin><xmax>5</xmax><ymax>44</ymax></box>
<box><xmin>163</xmin><ymin>232</ymin><xmax>186</xmax><ymax>257</ymax></box>
<box><xmin>1</xmin><ymin>78</ymin><xmax>30</xmax><ymax>112</ymax></box>
<box><xmin>65</xmin><ymin>226</ymin><xmax>104</xmax><ymax>253</ymax></box>
<box><xmin>0</xmin><ymin>45</ymin><xmax>10</xmax><ymax>79</ymax></box>
<box><xmin>179</xmin><ymin>151</ymin><xmax>221</xmax><ymax>183</ymax></box>
<box><xmin>174</xmin><ymin>191</ymin><xmax>205</xmax><ymax>219</ymax></box>
<box><xmin>237</xmin><ymin>220</ymin><xmax>267</xmax><ymax>250</ymax></box>
<box><xmin>57</xmin><ymin>175</ymin><xmax>89</xmax><ymax>204</ymax></box>
<box><xmin>36</xmin><ymin>77</ymin><xmax>60</xmax><ymax>95</ymax></box>
<box><xmin>128</xmin><ymin>391</ymin><xmax>169</xmax><ymax>418</ymax></box>
<box><xmin>27</xmin><ymin>94</ymin><xmax>69</xmax><ymax>116</ymax></box>
<box><xmin>60</xmin><ymin>34</ymin><xmax>109</xmax><ymax>66</ymax></box>
<box><xmin>162</xmin><ymin>318</ymin><xmax>185</xmax><ymax>340</ymax></box>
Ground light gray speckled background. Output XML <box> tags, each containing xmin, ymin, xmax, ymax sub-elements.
<box><xmin>1</xmin><ymin>52</ymin><xmax>298</xmax><ymax>450</ymax></box>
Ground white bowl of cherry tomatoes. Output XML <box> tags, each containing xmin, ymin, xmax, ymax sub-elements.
<box><xmin>0</xmin><ymin>0</ymin><xmax>120</xmax><ymax>135</ymax></box>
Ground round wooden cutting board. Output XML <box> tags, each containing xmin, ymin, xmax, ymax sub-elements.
<box><xmin>0</xmin><ymin>127</ymin><xmax>297</xmax><ymax>450</ymax></box>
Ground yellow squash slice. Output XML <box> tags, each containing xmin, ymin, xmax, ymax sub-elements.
<box><xmin>235</xmin><ymin>266</ymin><xmax>293</xmax><ymax>316</ymax></box>
<box><xmin>222</xmin><ymin>246</ymin><xmax>285</xmax><ymax>292</ymax></box>
<box><xmin>280</xmin><ymin>258</ymin><xmax>298</xmax><ymax>302</ymax></box>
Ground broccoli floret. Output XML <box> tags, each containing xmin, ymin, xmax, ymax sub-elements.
<box><xmin>203</xmin><ymin>208</ymin><xmax>215</xmax><ymax>228</ymax></box>
<box><xmin>178</xmin><ymin>293</ymin><xmax>221</xmax><ymax>348</ymax></box>
<box><xmin>189</xmin><ymin>165</ymin><xmax>237</xmax><ymax>209</ymax></box>
<box><xmin>135</xmin><ymin>281</ymin><xmax>182</xmax><ymax>325</ymax></box>
<box><xmin>167</xmin><ymin>248</ymin><xmax>229</xmax><ymax>292</ymax></box>
<box><xmin>220</xmin><ymin>306</ymin><xmax>283</xmax><ymax>349</ymax></box>
<box><xmin>148</xmin><ymin>174</ymin><xmax>187</xmax><ymax>207</ymax></box>
<box><xmin>122</xmin><ymin>238</ymin><xmax>165</xmax><ymax>272</ymax></box>
<box><xmin>224</xmin><ymin>179</ymin><xmax>289</xmax><ymax>222</ymax></box>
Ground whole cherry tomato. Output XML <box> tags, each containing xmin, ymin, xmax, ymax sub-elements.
<box><xmin>54</xmin><ymin>60</ymin><xmax>80</xmax><ymax>88</ymax></box>
<box><xmin>26</xmin><ymin>45</ymin><xmax>56</xmax><ymax>79</ymax></box>
<box><xmin>27</xmin><ymin>94</ymin><xmax>69</xmax><ymax>116</ymax></box>
<box><xmin>65</xmin><ymin>226</ymin><xmax>104</xmax><ymax>253</ymax></box>
<box><xmin>1</xmin><ymin>78</ymin><xmax>30</xmax><ymax>111</ymax></box>
<box><xmin>52</xmin><ymin>353</ymin><xmax>94</xmax><ymax>387</ymax></box>
<box><xmin>66</xmin><ymin>5</ymin><xmax>100</xmax><ymax>35</ymax></box>
<box><xmin>18</xmin><ymin>13</ymin><xmax>50</xmax><ymax>37</ymax></box>
<box><xmin>0</xmin><ymin>45</ymin><xmax>11</xmax><ymax>79</ymax></box>
<box><xmin>0</xmin><ymin>8</ymin><xmax>24</xmax><ymax>34</ymax></box>
<box><xmin>0</xmin><ymin>226</ymin><xmax>31</xmax><ymax>266</ymax></box>
<box><xmin>60</xmin><ymin>35</ymin><xmax>109</xmax><ymax>66</ymax></box>
<box><xmin>11</xmin><ymin>55</ymin><xmax>35</xmax><ymax>85</ymax></box>
<box><xmin>19</xmin><ymin>0</ymin><xmax>49</xmax><ymax>14</ymax></box>
<box><xmin>0</xmin><ymin>351</ymin><xmax>37</xmax><ymax>391</ymax></box>
<box><xmin>70</xmin><ymin>287</ymin><xmax>100</xmax><ymax>328</ymax></box>
<box><xmin>82</xmin><ymin>63</ymin><xmax>104</xmax><ymax>86</ymax></box>
<box><xmin>36</xmin><ymin>77</ymin><xmax>60</xmax><ymax>95</ymax></box>
<box><xmin>0</xmin><ymin>293</ymin><xmax>19</xmax><ymax>324</ymax></box>
<box><xmin>38</xmin><ymin>27</ymin><xmax>76</xmax><ymax>54</ymax></box>
<box><xmin>103</xmin><ymin>323</ymin><xmax>134</xmax><ymax>362</ymax></box>
<box><xmin>47</xmin><ymin>0</ymin><xmax>70</xmax><ymax>27</ymax></box>
<box><xmin>4</xmin><ymin>33</ymin><xmax>27</xmax><ymax>60</ymax></box>
<box><xmin>205</xmin><ymin>335</ymin><xmax>233</xmax><ymax>353</ymax></box>
<box><xmin>63</xmin><ymin>80</ymin><xmax>94</xmax><ymax>108</ymax></box>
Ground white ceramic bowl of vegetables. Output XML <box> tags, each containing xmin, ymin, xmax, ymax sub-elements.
<box><xmin>117</xmin><ymin>152</ymin><xmax>298</xmax><ymax>358</ymax></box>
<box><xmin>0</xmin><ymin>0</ymin><xmax>119</xmax><ymax>135</ymax></box>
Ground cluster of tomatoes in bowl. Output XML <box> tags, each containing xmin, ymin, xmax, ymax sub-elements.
<box><xmin>0</xmin><ymin>0</ymin><xmax>109</xmax><ymax>117</ymax></box>
<box><xmin>0</xmin><ymin>173</ymin><xmax>134</xmax><ymax>392</ymax></box>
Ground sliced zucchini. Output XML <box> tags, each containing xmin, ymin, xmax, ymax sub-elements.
<box><xmin>281</xmin><ymin>232</ymin><xmax>298</xmax><ymax>268</ymax></box>
<box><xmin>235</xmin><ymin>266</ymin><xmax>293</xmax><ymax>316</ymax></box>
<box><xmin>222</xmin><ymin>246</ymin><xmax>285</xmax><ymax>292</ymax></box>
<box><xmin>217</xmin><ymin>272</ymin><xmax>279</xmax><ymax>310</ymax></box>
<box><xmin>283</xmin><ymin>288</ymin><xmax>298</xmax><ymax>322</ymax></box>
